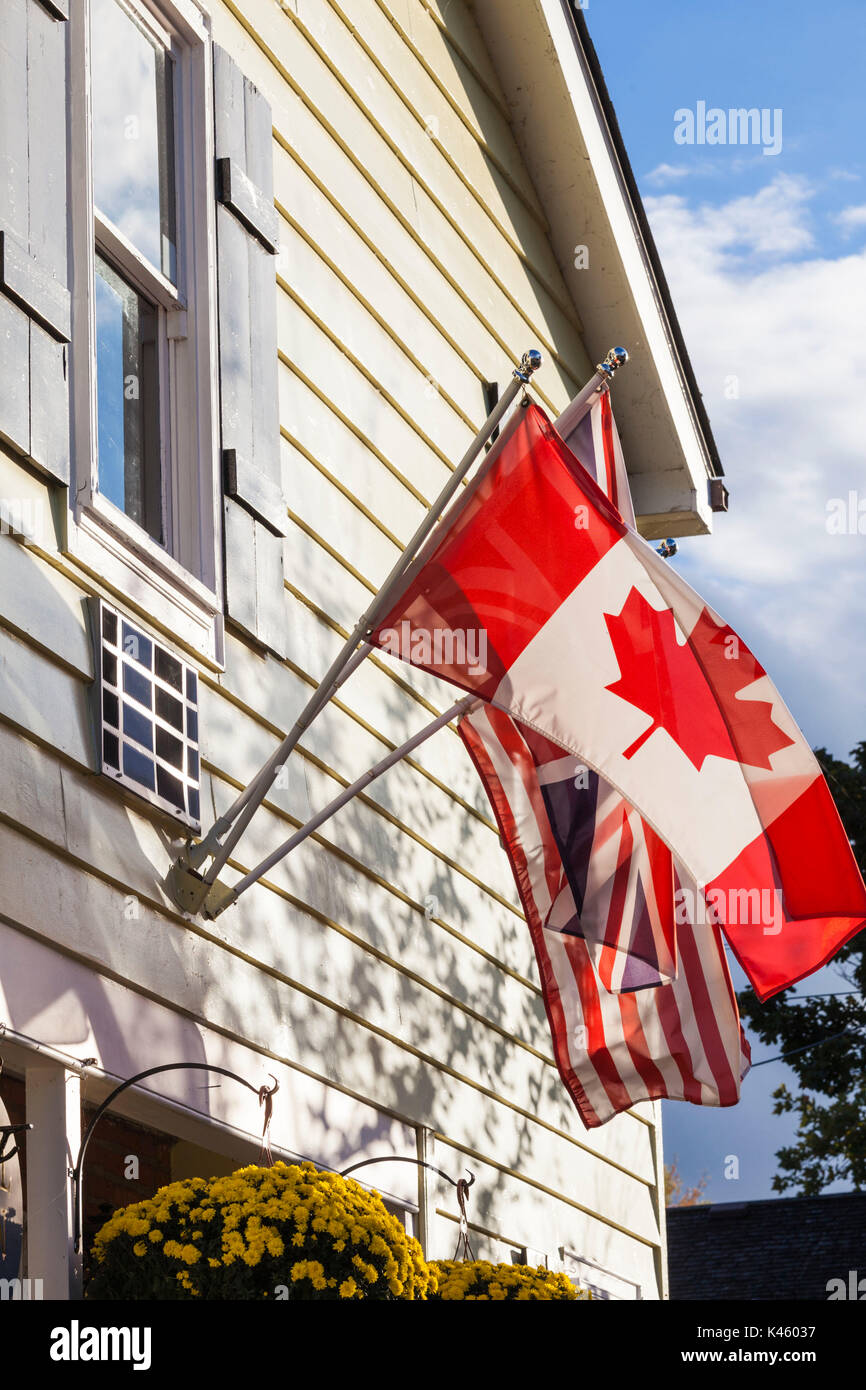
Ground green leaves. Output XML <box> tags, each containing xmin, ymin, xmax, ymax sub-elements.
<box><xmin>737</xmin><ymin>742</ymin><xmax>866</xmax><ymax>1194</ymax></box>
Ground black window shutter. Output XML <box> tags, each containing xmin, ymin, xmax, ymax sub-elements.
<box><xmin>0</xmin><ymin>0</ymin><xmax>71</xmax><ymax>487</ymax></box>
<box><xmin>213</xmin><ymin>44</ymin><xmax>287</xmax><ymax>658</ymax></box>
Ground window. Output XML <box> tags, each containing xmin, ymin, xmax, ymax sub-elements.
<box><xmin>94</xmin><ymin>599</ymin><xmax>202</xmax><ymax>829</ymax></box>
<box><xmin>69</xmin><ymin>0</ymin><xmax>222</xmax><ymax>659</ymax></box>
<box><xmin>94</xmin><ymin>252</ymin><xmax>162</xmax><ymax>539</ymax></box>
<box><xmin>91</xmin><ymin>0</ymin><xmax>178</xmax><ymax>284</ymax></box>
<box><xmin>90</xmin><ymin>0</ymin><xmax>179</xmax><ymax>545</ymax></box>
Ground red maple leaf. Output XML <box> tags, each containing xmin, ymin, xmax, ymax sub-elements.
<box><xmin>604</xmin><ymin>588</ymin><xmax>794</xmax><ymax>771</ymax></box>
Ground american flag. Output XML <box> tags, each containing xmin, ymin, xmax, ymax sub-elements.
<box><xmin>460</xmin><ymin>701</ymin><xmax>751</xmax><ymax>1127</ymax></box>
<box><xmin>458</xmin><ymin>390</ymin><xmax>750</xmax><ymax>1128</ymax></box>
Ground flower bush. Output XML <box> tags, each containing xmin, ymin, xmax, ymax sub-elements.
<box><xmin>86</xmin><ymin>1160</ymin><xmax>435</xmax><ymax>1300</ymax></box>
<box><xmin>428</xmin><ymin>1259</ymin><xmax>589</xmax><ymax>1301</ymax></box>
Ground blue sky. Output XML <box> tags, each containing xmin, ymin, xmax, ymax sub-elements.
<box><xmin>584</xmin><ymin>0</ymin><xmax>866</xmax><ymax>1201</ymax></box>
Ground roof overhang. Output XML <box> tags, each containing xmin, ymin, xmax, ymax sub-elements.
<box><xmin>470</xmin><ymin>0</ymin><xmax>722</xmax><ymax>538</ymax></box>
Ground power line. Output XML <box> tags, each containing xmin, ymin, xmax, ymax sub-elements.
<box><xmin>784</xmin><ymin>990</ymin><xmax>862</xmax><ymax>1002</ymax></box>
<box><xmin>751</xmin><ymin>1029</ymin><xmax>858</xmax><ymax>1069</ymax></box>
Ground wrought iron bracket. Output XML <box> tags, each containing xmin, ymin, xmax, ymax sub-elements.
<box><xmin>340</xmin><ymin>1156</ymin><xmax>476</xmax><ymax>1259</ymax></box>
<box><xmin>0</xmin><ymin>1123</ymin><xmax>32</xmax><ymax>1164</ymax></box>
<box><xmin>339</xmin><ymin>1155</ymin><xmax>474</xmax><ymax>1192</ymax></box>
<box><xmin>70</xmin><ymin>1062</ymin><xmax>277</xmax><ymax>1255</ymax></box>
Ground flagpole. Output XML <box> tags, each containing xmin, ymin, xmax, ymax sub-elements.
<box><xmin>169</xmin><ymin>349</ymin><xmax>543</xmax><ymax>914</ymax></box>
<box><xmin>202</xmin><ymin>695</ymin><xmax>480</xmax><ymax>918</ymax></box>
<box><xmin>553</xmin><ymin>346</ymin><xmax>628</xmax><ymax>440</ymax></box>
<box><xmin>194</xmin><ymin>350</ymin><xmax>630</xmax><ymax>918</ymax></box>
<box><xmin>187</xmin><ymin>376</ymin><xmax>527</xmax><ymax>856</ymax></box>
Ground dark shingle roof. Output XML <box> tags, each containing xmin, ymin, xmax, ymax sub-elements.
<box><xmin>667</xmin><ymin>1192</ymin><xmax>866</xmax><ymax>1300</ymax></box>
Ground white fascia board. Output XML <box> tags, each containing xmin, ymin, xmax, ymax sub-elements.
<box><xmin>470</xmin><ymin>0</ymin><xmax>716</xmax><ymax>536</ymax></box>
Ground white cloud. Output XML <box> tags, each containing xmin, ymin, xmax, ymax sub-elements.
<box><xmin>645</xmin><ymin>174</ymin><xmax>866</xmax><ymax>757</ymax></box>
<box><xmin>833</xmin><ymin>204</ymin><xmax>866</xmax><ymax>235</ymax></box>
<box><xmin>644</xmin><ymin>162</ymin><xmax>692</xmax><ymax>187</ymax></box>
<box><xmin>648</xmin><ymin>174</ymin><xmax>815</xmax><ymax>263</ymax></box>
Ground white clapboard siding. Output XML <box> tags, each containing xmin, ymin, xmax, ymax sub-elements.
<box><xmin>0</xmin><ymin>716</ymin><xmax>656</xmax><ymax>1186</ymax></box>
<box><xmin>335</xmin><ymin>0</ymin><xmax>579</xmax><ymax>319</ymax></box>
<box><xmin>373</xmin><ymin>0</ymin><xmax>545</xmax><ymax>218</ymax></box>
<box><xmin>0</xmin><ymin>511</ymin><xmax>644</xmax><ymax>1162</ymax></box>
<box><xmin>275</xmin><ymin>183</ymin><xmax>484</xmax><ymax>427</ymax></box>
<box><xmin>327</xmin><ymin>0</ymin><xmax>557</xmax><ymax>264</ymax></box>
<box><xmin>0</xmin><ymin>919</ymin><xmax>426</xmax><ymax>1199</ymax></box>
<box><xmin>281</xmin><ymin>372</ymin><xmax>427</xmax><ymax>543</ymax></box>
<box><xmin>212</xmin><ymin>1</ymin><xmax>589</xmax><ymax>403</ymax></box>
<box><xmin>282</xmin><ymin>440</ymin><xmax>403</xmax><ymax>587</ymax></box>
<box><xmin>202</xmin><ymin>669</ymin><xmax>499</xmax><ymax>886</ymax></box>
<box><xmin>0</xmin><ymin>819</ymin><xmax>659</xmax><ymax>1210</ymax></box>
<box><xmin>419</xmin><ymin>0</ymin><xmax>509</xmax><ymax>110</ymax></box>
<box><xmin>241</xmin><ymin>580</ymin><xmax>503</xmax><ymax>835</ymax></box>
<box><xmin>272</xmin><ymin>128</ymin><xmax>550</xmax><ymax>413</ymax></box>
<box><xmin>0</xmin><ymin>0</ymin><xmax>665</xmax><ymax>1293</ymax></box>
<box><xmin>0</xmin><ymin>534</ymin><xmax>93</xmax><ymax>677</ymax></box>
<box><xmin>277</xmin><ymin>326</ymin><xmax>452</xmax><ymax>507</ymax></box>
<box><xmin>206</xmin><ymin>761</ymin><xmax>534</xmax><ymax>994</ymax></box>
<box><xmin>273</xmin><ymin>569</ymin><xmax>500</xmax><ymax>837</ymax></box>
<box><xmin>0</xmin><ymin>622</ymin><xmax>93</xmax><ymax>767</ymax></box>
<box><xmin>0</xmin><ymin>593</ymin><xmax>529</xmax><ymax>991</ymax></box>
<box><xmin>428</xmin><ymin>1139</ymin><xmax>662</xmax><ymax>1284</ymax></box>
<box><xmin>202</xmin><ymin>704</ymin><xmax>534</xmax><ymax>977</ymax></box>
<box><xmin>279</xmin><ymin>530</ymin><xmax>482</xmax><ymax>726</ymax></box>
<box><xmin>203</xmin><ymin>666</ymin><xmax>502</xmax><ymax>884</ymax></box>
<box><xmin>293</xmin><ymin>0</ymin><xmax>584</xmax><ymax>341</ymax></box>
<box><xmin>276</xmin><ymin>238</ymin><xmax>474</xmax><ymax>467</ymax></box>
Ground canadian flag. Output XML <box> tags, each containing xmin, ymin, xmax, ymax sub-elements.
<box><xmin>374</xmin><ymin>403</ymin><xmax>866</xmax><ymax>1001</ymax></box>
<box><xmin>459</xmin><ymin>391</ymin><xmax>750</xmax><ymax>1127</ymax></box>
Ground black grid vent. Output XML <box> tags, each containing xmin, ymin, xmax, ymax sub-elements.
<box><xmin>96</xmin><ymin>600</ymin><xmax>201</xmax><ymax>830</ymax></box>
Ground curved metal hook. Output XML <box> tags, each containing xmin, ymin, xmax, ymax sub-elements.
<box><xmin>70</xmin><ymin>1061</ymin><xmax>274</xmax><ymax>1255</ymax></box>
<box><xmin>339</xmin><ymin>1155</ymin><xmax>473</xmax><ymax>1191</ymax></box>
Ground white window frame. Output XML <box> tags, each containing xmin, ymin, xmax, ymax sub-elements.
<box><xmin>560</xmin><ymin>1246</ymin><xmax>643</xmax><ymax>1300</ymax></box>
<box><xmin>67</xmin><ymin>0</ymin><xmax>223</xmax><ymax>664</ymax></box>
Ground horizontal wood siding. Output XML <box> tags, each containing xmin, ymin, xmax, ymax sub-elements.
<box><xmin>0</xmin><ymin>0</ymin><xmax>663</xmax><ymax>1292</ymax></box>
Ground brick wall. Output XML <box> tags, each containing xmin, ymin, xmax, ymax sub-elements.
<box><xmin>81</xmin><ymin>1105</ymin><xmax>175</xmax><ymax>1272</ymax></box>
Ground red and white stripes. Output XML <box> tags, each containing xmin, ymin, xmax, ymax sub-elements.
<box><xmin>461</xmin><ymin>705</ymin><xmax>750</xmax><ymax>1128</ymax></box>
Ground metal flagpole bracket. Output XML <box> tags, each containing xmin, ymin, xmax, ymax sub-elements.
<box><xmin>167</xmin><ymin>854</ymin><xmax>237</xmax><ymax>917</ymax></box>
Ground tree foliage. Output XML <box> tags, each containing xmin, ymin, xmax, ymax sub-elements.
<box><xmin>737</xmin><ymin>742</ymin><xmax>866</xmax><ymax>1194</ymax></box>
<box><xmin>664</xmin><ymin>1158</ymin><xmax>709</xmax><ymax>1207</ymax></box>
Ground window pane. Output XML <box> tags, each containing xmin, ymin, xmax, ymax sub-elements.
<box><xmin>95</xmin><ymin>253</ymin><xmax>162</xmax><ymax>541</ymax></box>
<box><xmin>91</xmin><ymin>0</ymin><xmax>177</xmax><ymax>281</ymax></box>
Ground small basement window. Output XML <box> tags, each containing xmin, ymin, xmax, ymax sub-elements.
<box><xmin>95</xmin><ymin>598</ymin><xmax>201</xmax><ymax>830</ymax></box>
